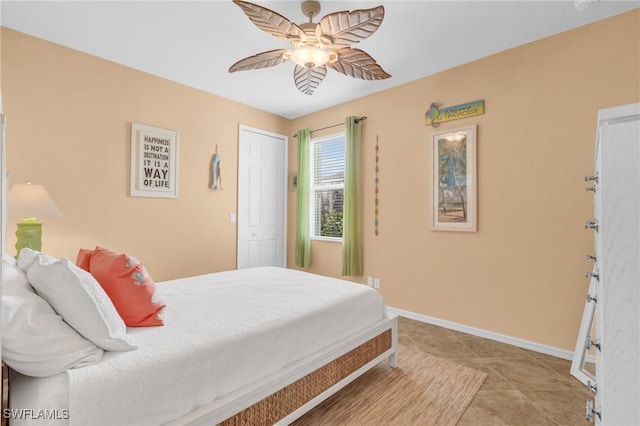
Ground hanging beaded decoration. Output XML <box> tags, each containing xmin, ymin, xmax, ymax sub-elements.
<box><xmin>374</xmin><ymin>134</ymin><xmax>380</xmax><ymax>236</ymax></box>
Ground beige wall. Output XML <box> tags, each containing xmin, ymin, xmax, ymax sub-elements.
<box><xmin>287</xmin><ymin>10</ymin><xmax>639</xmax><ymax>350</ymax></box>
<box><xmin>2</xmin><ymin>9</ymin><xmax>638</xmax><ymax>352</ymax></box>
<box><xmin>1</xmin><ymin>28</ymin><xmax>289</xmax><ymax>280</ymax></box>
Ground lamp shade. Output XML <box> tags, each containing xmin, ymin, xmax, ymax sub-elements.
<box><xmin>8</xmin><ymin>182</ymin><xmax>62</xmax><ymax>219</ymax></box>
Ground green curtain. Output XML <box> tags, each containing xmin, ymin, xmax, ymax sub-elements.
<box><xmin>342</xmin><ymin>117</ymin><xmax>363</xmax><ymax>276</ymax></box>
<box><xmin>295</xmin><ymin>129</ymin><xmax>311</xmax><ymax>268</ymax></box>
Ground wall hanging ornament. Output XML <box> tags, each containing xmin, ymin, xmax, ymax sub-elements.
<box><xmin>374</xmin><ymin>134</ymin><xmax>380</xmax><ymax>236</ymax></box>
<box><xmin>210</xmin><ymin>145</ymin><xmax>222</xmax><ymax>190</ymax></box>
<box><xmin>425</xmin><ymin>99</ymin><xmax>485</xmax><ymax>127</ymax></box>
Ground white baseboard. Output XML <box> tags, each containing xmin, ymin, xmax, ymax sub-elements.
<box><xmin>388</xmin><ymin>306</ymin><xmax>595</xmax><ymax>363</ymax></box>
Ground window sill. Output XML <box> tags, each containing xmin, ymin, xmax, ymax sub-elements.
<box><xmin>310</xmin><ymin>236</ymin><xmax>343</xmax><ymax>243</ymax></box>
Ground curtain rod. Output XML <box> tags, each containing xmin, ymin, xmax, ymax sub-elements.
<box><xmin>293</xmin><ymin>116</ymin><xmax>367</xmax><ymax>138</ymax></box>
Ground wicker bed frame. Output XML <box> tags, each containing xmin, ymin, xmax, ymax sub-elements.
<box><xmin>169</xmin><ymin>315</ymin><xmax>398</xmax><ymax>425</ymax></box>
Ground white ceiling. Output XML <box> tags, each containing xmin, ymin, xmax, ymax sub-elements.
<box><xmin>2</xmin><ymin>1</ymin><xmax>638</xmax><ymax>119</ymax></box>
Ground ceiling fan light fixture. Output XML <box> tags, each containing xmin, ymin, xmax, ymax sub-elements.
<box><xmin>291</xmin><ymin>45</ymin><xmax>330</xmax><ymax>69</ymax></box>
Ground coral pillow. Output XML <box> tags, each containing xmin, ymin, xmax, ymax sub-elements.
<box><xmin>76</xmin><ymin>248</ymin><xmax>94</xmax><ymax>271</ymax></box>
<box><xmin>88</xmin><ymin>247</ymin><xmax>165</xmax><ymax>327</ymax></box>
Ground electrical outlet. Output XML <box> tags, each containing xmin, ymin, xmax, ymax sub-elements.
<box><xmin>373</xmin><ymin>278</ymin><xmax>380</xmax><ymax>289</ymax></box>
<box><xmin>367</xmin><ymin>276</ymin><xmax>374</xmax><ymax>287</ymax></box>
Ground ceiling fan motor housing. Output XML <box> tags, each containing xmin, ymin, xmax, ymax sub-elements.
<box><xmin>301</xmin><ymin>1</ymin><xmax>321</xmax><ymax>20</ymax></box>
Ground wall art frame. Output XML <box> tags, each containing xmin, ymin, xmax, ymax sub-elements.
<box><xmin>431</xmin><ymin>124</ymin><xmax>477</xmax><ymax>232</ymax></box>
<box><xmin>130</xmin><ymin>123</ymin><xmax>179</xmax><ymax>198</ymax></box>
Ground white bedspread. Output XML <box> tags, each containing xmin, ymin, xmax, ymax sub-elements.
<box><xmin>12</xmin><ymin>267</ymin><xmax>385</xmax><ymax>425</ymax></box>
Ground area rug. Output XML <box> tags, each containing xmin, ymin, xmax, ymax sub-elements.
<box><xmin>293</xmin><ymin>344</ymin><xmax>487</xmax><ymax>426</ymax></box>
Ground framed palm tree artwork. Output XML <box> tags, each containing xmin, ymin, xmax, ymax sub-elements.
<box><xmin>431</xmin><ymin>124</ymin><xmax>477</xmax><ymax>232</ymax></box>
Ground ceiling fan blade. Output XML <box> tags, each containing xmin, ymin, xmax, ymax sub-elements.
<box><xmin>232</xmin><ymin>0</ymin><xmax>305</xmax><ymax>42</ymax></box>
<box><xmin>229</xmin><ymin>49</ymin><xmax>290</xmax><ymax>73</ymax></box>
<box><xmin>328</xmin><ymin>48</ymin><xmax>391</xmax><ymax>80</ymax></box>
<box><xmin>294</xmin><ymin>65</ymin><xmax>327</xmax><ymax>95</ymax></box>
<box><xmin>319</xmin><ymin>6</ymin><xmax>385</xmax><ymax>47</ymax></box>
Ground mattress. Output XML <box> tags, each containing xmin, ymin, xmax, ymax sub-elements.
<box><xmin>10</xmin><ymin>266</ymin><xmax>386</xmax><ymax>426</ymax></box>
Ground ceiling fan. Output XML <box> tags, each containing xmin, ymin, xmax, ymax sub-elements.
<box><xmin>229</xmin><ymin>0</ymin><xmax>391</xmax><ymax>95</ymax></box>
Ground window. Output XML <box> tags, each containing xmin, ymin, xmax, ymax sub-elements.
<box><xmin>310</xmin><ymin>134</ymin><xmax>345</xmax><ymax>240</ymax></box>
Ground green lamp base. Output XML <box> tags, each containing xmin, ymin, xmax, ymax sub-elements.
<box><xmin>16</xmin><ymin>218</ymin><xmax>43</xmax><ymax>258</ymax></box>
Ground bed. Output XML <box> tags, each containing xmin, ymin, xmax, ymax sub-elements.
<box><xmin>4</xmin><ymin>261</ymin><xmax>397</xmax><ymax>425</ymax></box>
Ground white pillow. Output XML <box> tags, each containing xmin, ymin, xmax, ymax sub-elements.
<box><xmin>3</xmin><ymin>253</ymin><xmax>34</xmax><ymax>293</ymax></box>
<box><xmin>16</xmin><ymin>247</ymin><xmax>58</xmax><ymax>272</ymax></box>
<box><xmin>27</xmin><ymin>255</ymin><xmax>137</xmax><ymax>352</ymax></box>
<box><xmin>2</xmin><ymin>257</ymin><xmax>104</xmax><ymax>377</ymax></box>
<box><xmin>2</xmin><ymin>252</ymin><xmax>16</xmax><ymax>266</ymax></box>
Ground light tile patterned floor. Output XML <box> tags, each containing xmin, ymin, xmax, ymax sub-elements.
<box><xmin>397</xmin><ymin>316</ymin><xmax>591</xmax><ymax>426</ymax></box>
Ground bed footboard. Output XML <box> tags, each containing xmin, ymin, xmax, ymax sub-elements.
<box><xmin>170</xmin><ymin>316</ymin><xmax>397</xmax><ymax>426</ymax></box>
<box><xmin>220</xmin><ymin>328</ymin><xmax>392</xmax><ymax>426</ymax></box>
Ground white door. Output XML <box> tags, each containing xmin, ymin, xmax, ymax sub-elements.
<box><xmin>237</xmin><ymin>125</ymin><xmax>287</xmax><ymax>269</ymax></box>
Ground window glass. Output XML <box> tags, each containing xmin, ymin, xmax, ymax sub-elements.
<box><xmin>311</xmin><ymin>135</ymin><xmax>345</xmax><ymax>239</ymax></box>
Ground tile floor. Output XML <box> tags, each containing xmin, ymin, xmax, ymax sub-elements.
<box><xmin>397</xmin><ymin>316</ymin><xmax>593</xmax><ymax>426</ymax></box>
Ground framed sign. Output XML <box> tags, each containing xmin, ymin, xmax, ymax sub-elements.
<box><xmin>432</xmin><ymin>124</ymin><xmax>477</xmax><ymax>232</ymax></box>
<box><xmin>130</xmin><ymin>123</ymin><xmax>179</xmax><ymax>198</ymax></box>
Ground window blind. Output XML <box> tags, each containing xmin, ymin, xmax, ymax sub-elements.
<box><xmin>311</xmin><ymin>137</ymin><xmax>345</xmax><ymax>238</ymax></box>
